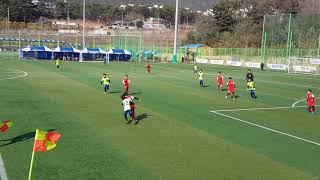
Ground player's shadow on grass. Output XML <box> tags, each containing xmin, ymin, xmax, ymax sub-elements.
<box><xmin>131</xmin><ymin>92</ymin><xmax>143</xmax><ymax>95</ymax></box>
<box><xmin>109</xmin><ymin>91</ymin><xmax>122</xmax><ymax>94</ymax></box>
<box><xmin>221</xmin><ymin>88</ymin><xmax>227</xmax><ymax>91</ymax></box>
<box><xmin>136</xmin><ymin>113</ymin><xmax>153</xmax><ymax>123</ymax></box>
<box><xmin>0</xmin><ymin>129</ymin><xmax>55</xmax><ymax>147</ymax></box>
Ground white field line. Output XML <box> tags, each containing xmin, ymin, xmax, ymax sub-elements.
<box><xmin>211</xmin><ymin>105</ymin><xmax>310</xmax><ymax>112</ymax></box>
<box><xmin>292</xmin><ymin>99</ymin><xmax>306</xmax><ymax>107</ymax></box>
<box><xmin>292</xmin><ymin>98</ymin><xmax>320</xmax><ymax>107</ymax></box>
<box><xmin>156</xmin><ymin>66</ymin><xmax>320</xmax><ymax>89</ymax></box>
<box><xmin>258</xmin><ymin>79</ymin><xmax>320</xmax><ymax>90</ymax></box>
<box><xmin>0</xmin><ymin>69</ymin><xmax>28</xmax><ymax>81</ymax></box>
<box><xmin>0</xmin><ymin>153</ymin><xmax>8</xmax><ymax>180</ymax></box>
<box><xmin>210</xmin><ymin>111</ymin><xmax>320</xmax><ymax>146</ymax></box>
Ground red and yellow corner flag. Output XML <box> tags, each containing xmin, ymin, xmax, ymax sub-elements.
<box><xmin>0</xmin><ymin>120</ymin><xmax>13</xmax><ymax>132</ymax></box>
<box><xmin>28</xmin><ymin>129</ymin><xmax>62</xmax><ymax>180</ymax></box>
<box><xmin>34</xmin><ymin>130</ymin><xmax>61</xmax><ymax>152</ymax></box>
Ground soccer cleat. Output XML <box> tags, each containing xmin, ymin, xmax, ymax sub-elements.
<box><xmin>225</xmin><ymin>96</ymin><xmax>228</xmax><ymax>99</ymax></box>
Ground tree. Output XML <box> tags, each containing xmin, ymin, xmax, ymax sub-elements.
<box><xmin>54</xmin><ymin>0</ymin><xmax>67</xmax><ymax>19</ymax></box>
<box><xmin>9</xmin><ymin>0</ymin><xmax>40</xmax><ymax>22</ymax></box>
<box><xmin>37</xmin><ymin>0</ymin><xmax>53</xmax><ymax>19</ymax></box>
<box><xmin>136</xmin><ymin>20</ymin><xmax>143</xmax><ymax>28</ymax></box>
<box><xmin>180</xmin><ymin>9</ymin><xmax>196</xmax><ymax>25</ymax></box>
<box><xmin>160</xmin><ymin>5</ymin><xmax>175</xmax><ymax>25</ymax></box>
<box><xmin>0</xmin><ymin>0</ymin><xmax>9</xmax><ymax>20</ymax></box>
<box><xmin>212</xmin><ymin>0</ymin><xmax>238</xmax><ymax>33</ymax></box>
<box><xmin>68</xmin><ymin>3</ymin><xmax>82</xmax><ymax>19</ymax></box>
<box><xmin>301</xmin><ymin>0</ymin><xmax>320</xmax><ymax>14</ymax></box>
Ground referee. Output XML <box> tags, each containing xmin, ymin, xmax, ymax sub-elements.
<box><xmin>246</xmin><ymin>69</ymin><xmax>254</xmax><ymax>82</ymax></box>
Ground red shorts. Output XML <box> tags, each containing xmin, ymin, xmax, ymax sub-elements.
<box><xmin>308</xmin><ymin>103</ymin><xmax>315</xmax><ymax>107</ymax></box>
<box><xmin>130</xmin><ymin>103</ymin><xmax>135</xmax><ymax>116</ymax></box>
<box><xmin>228</xmin><ymin>89</ymin><xmax>235</xmax><ymax>93</ymax></box>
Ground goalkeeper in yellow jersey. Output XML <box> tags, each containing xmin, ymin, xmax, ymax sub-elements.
<box><xmin>101</xmin><ymin>73</ymin><xmax>111</xmax><ymax>94</ymax></box>
<box><xmin>247</xmin><ymin>79</ymin><xmax>257</xmax><ymax>100</ymax></box>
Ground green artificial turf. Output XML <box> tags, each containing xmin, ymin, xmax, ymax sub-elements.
<box><xmin>0</xmin><ymin>53</ymin><xmax>319</xmax><ymax>180</ymax></box>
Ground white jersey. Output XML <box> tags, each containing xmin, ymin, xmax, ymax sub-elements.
<box><xmin>122</xmin><ymin>98</ymin><xmax>131</xmax><ymax>111</ymax></box>
<box><xmin>194</xmin><ymin>65</ymin><xmax>197</xmax><ymax>70</ymax></box>
<box><xmin>198</xmin><ymin>72</ymin><xmax>204</xmax><ymax>80</ymax></box>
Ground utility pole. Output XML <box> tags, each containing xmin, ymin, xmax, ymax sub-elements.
<box><xmin>65</xmin><ymin>0</ymin><xmax>70</xmax><ymax>27</ymax></box>
<box><xmin>122</xmin><ymin>11</ymin><xmax>124</xmax><ymax>27</ymax></box>
<box><xmin>6</xmin><ymin>7</ymin><xmax>10</xmax><ymax>32</ymax></box>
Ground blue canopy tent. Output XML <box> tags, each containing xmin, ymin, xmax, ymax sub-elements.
<box><xmin>180</xmin><ymin>44</ymin><xmax>205</xmax><ymax>49</ymax></box>
<box><xmin>21</xmin><ymin>46</ymin><xmax>53</xmax><ymax>60</ymax></box>
<box><xmin>106</xmin><ymin>49</ymin><xmax>132</xmax><ymax>63</ymax></box>
<box><xmin>53</xmin><ymin>47</ymin><xmax>80</xmax><ymax>61</ymax></box>
<box><xmin>80</xmin><ymin>48</ymin><xmax>107</xmax><ymax>61</ymax></box>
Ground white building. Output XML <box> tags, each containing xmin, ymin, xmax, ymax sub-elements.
<box><xmin>32</xmin><ymin>0</ymin><xmax>56</xmax><ymax>9</ymax></box>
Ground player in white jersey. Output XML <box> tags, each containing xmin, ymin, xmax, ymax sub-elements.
<box><xmin>198</xmin><ymin>69</ymin><xmax>204</xmax><ymax>87</ymax></box>
<box><xmin>121</xmin><ymin>93</ymin><xmax>141</xmax><ymax>125</ymax></box>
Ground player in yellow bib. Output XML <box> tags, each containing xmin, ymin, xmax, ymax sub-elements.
<box><xmin>100</xmin><ymin>74</ymin><xmax>111</xmax><ymax>94</ymax></box>
<box><xmin>55</xmin><ymin>59</ymin><xmax>61</xmax><ymax>70</ymax></box>
<box><xmin>247</xmin><ymin>79</ymin><xmax>257</xmax><ymax>100</ymax></box>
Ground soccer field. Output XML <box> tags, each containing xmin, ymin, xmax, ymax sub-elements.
<box><xmin>0</xmin><ymin>54</ymin><xmax>319</xmax><ymax>180</ymax></box>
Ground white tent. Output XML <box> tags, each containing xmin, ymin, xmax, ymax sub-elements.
<box><xmin>80</xmin><ymin>48</ymin><xmax>107</xmax><ymax>62</ymax></box>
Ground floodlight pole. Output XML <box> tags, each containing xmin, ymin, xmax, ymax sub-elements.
<box><xmin>172</xmin><ymin>0</ymin><xmax>179</xmax><ymax>64</ymax></box>
<box><xmin>82</xmin><ymin>0</ymin><xmax>86</xmax><ymax>48</ymax></box>
<box><xmin>286</xmin><ymin>13</ymin><xmax>292</xmax><ymax>73</ymax></box>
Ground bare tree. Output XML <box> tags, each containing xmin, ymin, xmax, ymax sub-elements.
<box><xmin>300</xmin><ymin>0</ymin><xmax>320</xmax><ymax>14</ymax></box>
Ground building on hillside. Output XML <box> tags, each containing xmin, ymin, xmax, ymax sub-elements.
<box><xmin>143</xmin><ymin>17</ymin><xmax>167</xmax><ymax>30</ymax></box>
<box><xmin>111</xmin><ymin>21</ymin><xmax>137</xmax><ymax>30</ymax></box>
<box><xmin>52</xmin><ymin>20</ymin><xmax>79</xmax><ymax>29</ymax></box>
<box><xmin>32</xmin><ymin>0</ymin><xmax>56</xmax><ymax>9</ymax></box>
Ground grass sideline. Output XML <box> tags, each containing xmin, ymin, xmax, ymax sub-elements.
<box><xmin>0</xmin><ymin>53</ymin><xmax>319</xmax><ymax>180</ymax></box>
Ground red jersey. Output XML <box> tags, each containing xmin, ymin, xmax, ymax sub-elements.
<box><xmin>125</xmin><ymin>95</ymin><xmax>134</xmax><ymax>101</ymax></box>
<box><xmin>227</xmin><ymin>80</ymin><xmax>235</xmax><ymax>91</ymax></box>
<box><xmin>147</xmin><ymin>64</ymin><xmax>151</xmax><ymax>69</ymax></box>
<box><xmin>122</xmin><ymin>78</ymin><xmax>130</xmax><ymax>86</ymax></box>
<box><xmin>307</xmin><ymin>93</ymin><xmax>315</xmax><ymax>106</ymax></box>
<box><xmin>217</xmin><ymin>75</ymin><xmax>223</xmax><ymax>84</ymax></box>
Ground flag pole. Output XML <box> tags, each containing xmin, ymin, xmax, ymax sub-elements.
<box><xmin>28</xmin><ymin>129</ymin><xmax>38</xmax><ymax>180</ymax></box>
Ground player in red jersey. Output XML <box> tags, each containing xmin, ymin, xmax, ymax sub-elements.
<box><xmin>146</xmin><ymin>63</ymin><xmax>151</xmax><ymax>74</ymax></box>
<box><xmin>122</xmin><ymin>74</ymin><xmax>130</xmax><ymax>93</ymax></box>
<box><xmin>226</xmin><ymin>77</ymin><xmax>236</xmax><ymax>100</ymax></box>
<box><xmin>307</xmin><ymin>89</ymin><xmax>316</xmax><ymax>114</ymax></box>
<box><xmin>217</xmin><ymin>72</ymin><xmax>224</xmax><ymax>91</ymax></box>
